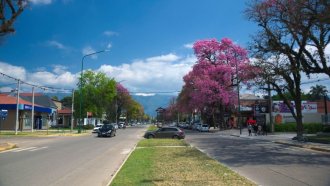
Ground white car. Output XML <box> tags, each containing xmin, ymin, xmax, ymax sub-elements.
<box><xmin>92</xmin><ymin>124</ymin><xmax>103</xmax><ymax>133</ymax></box>
<box><xmin>200</xmin><ymin>124</ymin><xmax>209</xmax><ymax>132</ymax></box>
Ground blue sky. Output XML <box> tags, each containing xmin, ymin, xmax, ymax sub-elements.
<box><xmin>0</xmin><ymin>0</ymin><xmax>328</xmax><ymax>95</ymax></box>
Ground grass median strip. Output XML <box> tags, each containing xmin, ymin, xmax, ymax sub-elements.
<box><xmin>110</xmin><ymin>139</ymin><xmax>256</xmax><ymax>186</ymax></box>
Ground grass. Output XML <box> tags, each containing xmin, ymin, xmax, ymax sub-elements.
<box><xmin>307</xmin><ymin>136</ymin><xmax>330</xmax><ymax>144</ymax></box>
<box><xmin>110</xmin><ymin>139</ymin><xmax>256</xmax><ymax>186</ymax></box>
<box><xmin>138</xmin><ymin>139</ymin><xmax>188</xmax><ymax>147</ymax></box>
<box><xmin>0</xmin><ymin>130</ymin><xmax>90</xmax><ymax>137</ymax></box>
<box><xmin>147</xmin><ymin>125</ymin><xmax>159</xmax><ymax>131</ymax></box>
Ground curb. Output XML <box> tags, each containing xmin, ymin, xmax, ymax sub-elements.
<box><xmin>107</xmin><ymin>144</ymin><xmax>137</xmax><ymax>185</ymax></box>
<box><xmin>274</xmin><ymin>141</ymin><xmax>330</xmax><ymax>153</ymax></box>
<box><xmin>228</xmin><ymin>134</ymin><xmax>330</xmax><ymax>153</ymax></box>
<box><xmin>0</xmin><ymin>143</ymin><xmax>17</xmax><ymax>152</ymax></box>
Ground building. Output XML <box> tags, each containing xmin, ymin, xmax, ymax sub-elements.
<box><xmin>0</xmin><ymin>93</ymin><xmax>53</xmax><ymax>130</ymax></box>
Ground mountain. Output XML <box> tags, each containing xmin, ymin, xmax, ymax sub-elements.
<box><xmin>43</xmin><ymin>92</ymin><xmax>176</xmax><ymax>117</ymax></box>
<box><xmin>132</xmin><ymin>94</ymin><xmax>176</xmax><ymax>117</ymax></box>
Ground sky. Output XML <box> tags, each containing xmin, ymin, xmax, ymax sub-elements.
<box><xmin>0</xmin><ymin>0</ymin><xmax>329</xmax><ymax>96</ymax></box>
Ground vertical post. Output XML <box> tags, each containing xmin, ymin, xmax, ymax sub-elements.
<box><xmin>71</xmin><ymin>89</ymin><xmax>74</xmax><ymax>132</ymax></box>
<box><xmin>268</xmin><ymin>83</ymin><xmax>273</xmax><ymax>133</ymax></box>
<box><xmin>235</xmin><ymin>57</ymin><xmax>241</xmax><ymax>135</ymax></box>
<box><xmin>31</xmin><ymin>87</ymin><xmax>35</xmax><ymax>132</ymax></box>
<box><xmin>15</xmin><ymin>80</ymin><xmax>21</xmax><ymax>135</ymax></box>
<box><xmin>324</xmin><ymin>95</ymin><xmax>328</xmax><ymax>124</ymax></box>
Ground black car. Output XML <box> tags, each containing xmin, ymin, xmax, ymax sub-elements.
<box><xmin>97</xmin><ymin>124</ymin><xmax>116</xmax><ymax>137</ymax></box>
<box><xmin>144</xmin><ymin>127</ymin><xmax>185</xmax><ymax>139</ymax></box>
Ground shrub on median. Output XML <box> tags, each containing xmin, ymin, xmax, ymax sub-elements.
<box><xmin>274</xmin><ymin>123</ymin><xmax>324</xmax><ymax>133</ymax></box>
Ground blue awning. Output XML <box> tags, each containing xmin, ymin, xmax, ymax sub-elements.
<box><xmin>0</xmin><ymin>104</ymin><xmax>52</xmax><ymax>113</ymax></box>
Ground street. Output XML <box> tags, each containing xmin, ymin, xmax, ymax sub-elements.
<box><xmin>0</xmin><ymin>126</ymin><xmax>146</xmax><ymax>186</ymax></box>
<box><xmin>185</xmin><ymin>131</ymin><xmax>330</xmax><ymax>186</ymax></box>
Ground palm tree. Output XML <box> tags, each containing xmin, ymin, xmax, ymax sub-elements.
<box><xmin>309</xmin><ymin>85</ymin><xmax>328</xmax><ymax>100</ymax></box>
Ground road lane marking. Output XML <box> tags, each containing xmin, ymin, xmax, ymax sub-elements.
<box><xmin>121</xmin><ymin>148</ymin><xmax>131</xmax><ymax>154</ymax></box>
<box><xmin>29</xmin><ymin>146</ymin><xmax>48</xmax><ymax>151</ymax></box>
<box><xmin>0</xmin><ymin>146</ymin><xmax>48</xmax><ymax>154</ymax></box>
<box><xmin>11</xmin><ymin>147</ymin><xmax>38</xmax><ymax>152</ymax></box>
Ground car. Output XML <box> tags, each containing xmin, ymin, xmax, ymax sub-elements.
<box><xmin>200</xmin><ymin>124</ymin><xmax>209</xmax><ymax>132</ymax></box>
<box><xmin>92</xmin><ymin>124</ymin><xmax>103</xmax><ymax>133</ymax></box>
<box><xmin>97</xmin><ymin>124</ymin><xmax>116</xmax><ymax>137</ymax></box>
<box><xmin>144</xmin><ymin>127</ymin><xmax>185</xmax><ymax>139</ymax></box>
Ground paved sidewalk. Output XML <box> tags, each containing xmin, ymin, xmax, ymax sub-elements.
<box><xmin>209</xmin><ymin>128</ymin><xmax>330</xmax><ymax>153</ymax></box>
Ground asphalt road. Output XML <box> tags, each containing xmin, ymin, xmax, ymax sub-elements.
<box><xmin>0</xmin><ymin>126</ymin><xmax>146</xmax><ymax>186</ymax></box>
<box><xmin>185</xmin><ymin>131</ymin><xmax>330</xmax><ymax>186</ymax></box>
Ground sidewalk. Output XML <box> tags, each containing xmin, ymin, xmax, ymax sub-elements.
<box><xmin>209</xmin><ymin>128</ymin><xmax>330</xmax><ymax>153</ymax></box>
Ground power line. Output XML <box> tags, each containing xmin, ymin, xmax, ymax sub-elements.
<box><xmin>0</xmin><ymin>71</ymin><xmax>74</xmax><ymax>92</ymax></box>
<box><xmin>301</xmin><ymin>78</ymin><xmax>330</xmax><ymax>85</ymax></box>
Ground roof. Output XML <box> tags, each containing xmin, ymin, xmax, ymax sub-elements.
<box><xmin>58</xmin><ymin>108</ymin><xmax>72</xmax><ymax>114</ymax></box>
<box><xmin>0</xmin><ymin>94</ymin><xmax>41</xmax><ymax>106</ymax></box>
<box><xmin>20</xmin><ymin>93</ymin><xmax>57</xmax><ymax>109</ymax></box>
<box><xmin>240</xmin><ymin>94</ymin><xmax>264</xmax><ymax>100</ymax></box>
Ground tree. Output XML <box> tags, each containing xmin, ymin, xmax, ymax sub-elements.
<box><xmin>177</xmin><ymin>38</ymin><xmax>256</xmax><ymax>128</ymax></box>
<box><xmin>61</xmin><ymin>96</ymin><xmax>72</xmax><ymax>108</ymax></box>
<box><xmin>245</xmin><ymin>0</ymin><xmax>330</xmax><ymax>77</ymax></box>
<box><xmin>1</xmin><ymin>0</ymin><xmax>27</xmax><ymax>36</ymax></box>
<box><xmin>245</xmin><ymin>0</ymin><xmax>329</xmax><ymax>139</ymax></box>
<box><xmin>76</xmin><ymin>70</ymin><xmax>116</xmax><ymax>119</ymax></box>
<box><xmin>309</xmin><ymin>84</ymin><xmax>328</xmax><ymax>100</ymax></box>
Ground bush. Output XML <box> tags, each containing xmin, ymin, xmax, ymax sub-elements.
<box><xmin>323</xmin><ymin>126</ymin><xmax>330</xmax><ymax>133</ymax></box>
<box><xmin>82</xmin><ymin>124</ymin><xmax>94</xmax><ymax>130</ymax></box>
<box><xmin>274</xmin><ymin>123</ymin><xmax>324</xmax><ymax>133</ymax></box>
<box><xmin>274</xmin><ymin>123</ymin><xmax>296</xmax><ymax>132</ymax></box>
<box><xmin>304</xmin><ymin>123</ymin><xmax>323</xmax><ymax>134</ymax></box>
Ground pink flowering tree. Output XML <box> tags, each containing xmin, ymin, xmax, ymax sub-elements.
<box><xmin>178</xmin><ymin>38</ymin><xmax>256</xmax><ymax>128</ymax></box>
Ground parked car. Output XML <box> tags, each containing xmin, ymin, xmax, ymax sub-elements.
<box><xmin>200</xmin><ymin>124</ymin><xmax>209</xmax><ymax>132</ymax></box>
<box><xmin>97</xmin><ymin>124</ymin><xmax>116</xmax><ymax>137</ymax></box>
<box><xmin>92</xmin><ymin>124</ymin><xmax>103</xmax><ymax>133</ymax></box>
<box><xmin>144</xmin><ymin>127</ymin><xmax>185</xmax><ymax>139</ymax></box>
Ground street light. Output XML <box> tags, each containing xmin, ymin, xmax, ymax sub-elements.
<box><xmin>235</xmin><ymin>59</ymin><xmax>241</xmax><ymax>135</ymax></box>
<box><xmin>79</xmin><ymin>49</ymin><xmax>109</xmax><ymax>133</ymax></box>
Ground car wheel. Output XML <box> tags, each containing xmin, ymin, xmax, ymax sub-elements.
<box><xmin>173</xmin><ymin>135</ymin><xmax>180</xmax><ymax>139</ymax></box>
<box><xmin>97</xmin><ymin>133</ymin><xmax>101</xmax><ymax>137</ymax></box>
<box><xmin>148</xmin><ymin>134</ymin><xmax>154</xmax><ymax>139</ymax></box>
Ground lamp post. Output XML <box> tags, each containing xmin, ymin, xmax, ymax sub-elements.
<box><xmin>235</xmin><ymin>60</ymin><xmax>241</xmax><ymax>135</ymax></box>
<box><xmin>79</xmin><ymin>49</ymin><xmax>109</xmax><ymax>133</ymax></box>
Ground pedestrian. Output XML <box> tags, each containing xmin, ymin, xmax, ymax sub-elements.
<box><xmin>257</xmin><ymin>124</ymin><xmax>262</xmax><ymax>135</ymax></box>
<box><xmin>248</xmin><ymin>124</ymin><xmax>252</xmax><ymax>136</ymax></box>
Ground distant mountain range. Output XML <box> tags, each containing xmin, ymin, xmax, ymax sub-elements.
<box><xmin>44</xmin><ymin>92</ymin><xmax>176</xmax><ymax>117</ymax></box>
<box><xmin>132</xmin><ymin>94</ymin><xmax>176</xmax><ymax>117</ymax></box>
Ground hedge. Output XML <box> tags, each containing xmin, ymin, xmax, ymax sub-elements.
<box><xmin>274</xmin><ymin>123</ymin><xmax>325</xmax><ymax>133</ymax></box>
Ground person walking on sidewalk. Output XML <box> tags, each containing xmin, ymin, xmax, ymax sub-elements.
<box><xmin>247</xmin><ymin>124</ymin><xmax>252</xmax><ymax>136</ymax></box>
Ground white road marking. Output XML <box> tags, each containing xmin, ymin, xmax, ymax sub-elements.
<box><xmin>120</xmin><ymin>149</ymin><xmax>131</xmax><ymax>155</ymax></box>
<box><xmin>11</xmin><ymin>147</ymin><xmax>38</xmax><ymax>152</ymax></box>
<box><xmin>29</xmin><ymin>146</ymin><xmax>48</xmax><ymax>151</ymax></box>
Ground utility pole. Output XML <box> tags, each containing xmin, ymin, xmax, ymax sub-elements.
<box><xmin>15</xmin><ymin>80</ymin><xmax>20</xmax><ymax>135</ymax></box>
<box><xmin>31</xmin><ymin>87</ymin><xmax>35</xmax><ymax>132</ymax></box>
<box><xmin>71</xmin><ymin>89</ymin><xmax>75</xmax><ymax>132</ymax></box>
<box><xmin>268</xmin><ymin>83</ymin><xmax>273</xmax><ymax>133</ymax></box>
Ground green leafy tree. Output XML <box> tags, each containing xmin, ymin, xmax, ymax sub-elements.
<box><xmin>61</xmin><ymin>96</ymin><xmax>72</xmax><ymax>108</ymax></box>
<box><xmin>76</xmin><ymin>70</ymin><xmax>116</xmax><ymax>119</ymax></box>
<box><xmin>308</xmin><ymin>84</ymin><xmax>328</xmax><ymax>100</ymax></box>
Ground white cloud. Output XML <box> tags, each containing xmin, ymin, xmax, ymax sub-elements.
<box><xmin>46</xmin><ymin>40</ymin><xmax>67</xmax><ymax>50</ymax></box>
<box><xmin>0</xmin><ymin>62</ymin><xmax>27</xmax><ymax>82</ymax></box>
<box><xmin>106</xmin><ymin>43</ymin><xmax>112</xmax><ymax>49</ymax></box>
<box><xmin>98</xmin><ymin>53</ymin><xmax>195</xmax><ymax>94</ymax></box>
<box><xmin>183</xmin><ymin>43</ymin><xmax>194</xmax><ymax>49</ymax></box>
<box><xmin>82</xmin><ymin>46</ymin><xmax>97</xmax><ymax>59</ymax></box>
<box><xmin>134</xmin><ymin>93</ymin><xmax>156</xmax><ymax>96</ymax></box>
<box><xmin>103</xmin><ymin>31</ymin><xmax>118</xmax><ymax>37</ymax></box>
<box><xmin>146</xmin><ymin>53</ymin><xmax>180</xmax><ymax>63</ymax></box>
<box><xmin>0</xmin><ymin>61</ymin><xmax>77</xmax><ymax>92</ymax></box>
<box><xmin>28</xmin><ymin>0</ymin><xmax>52</xmax><ymax>5</ymax></box>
